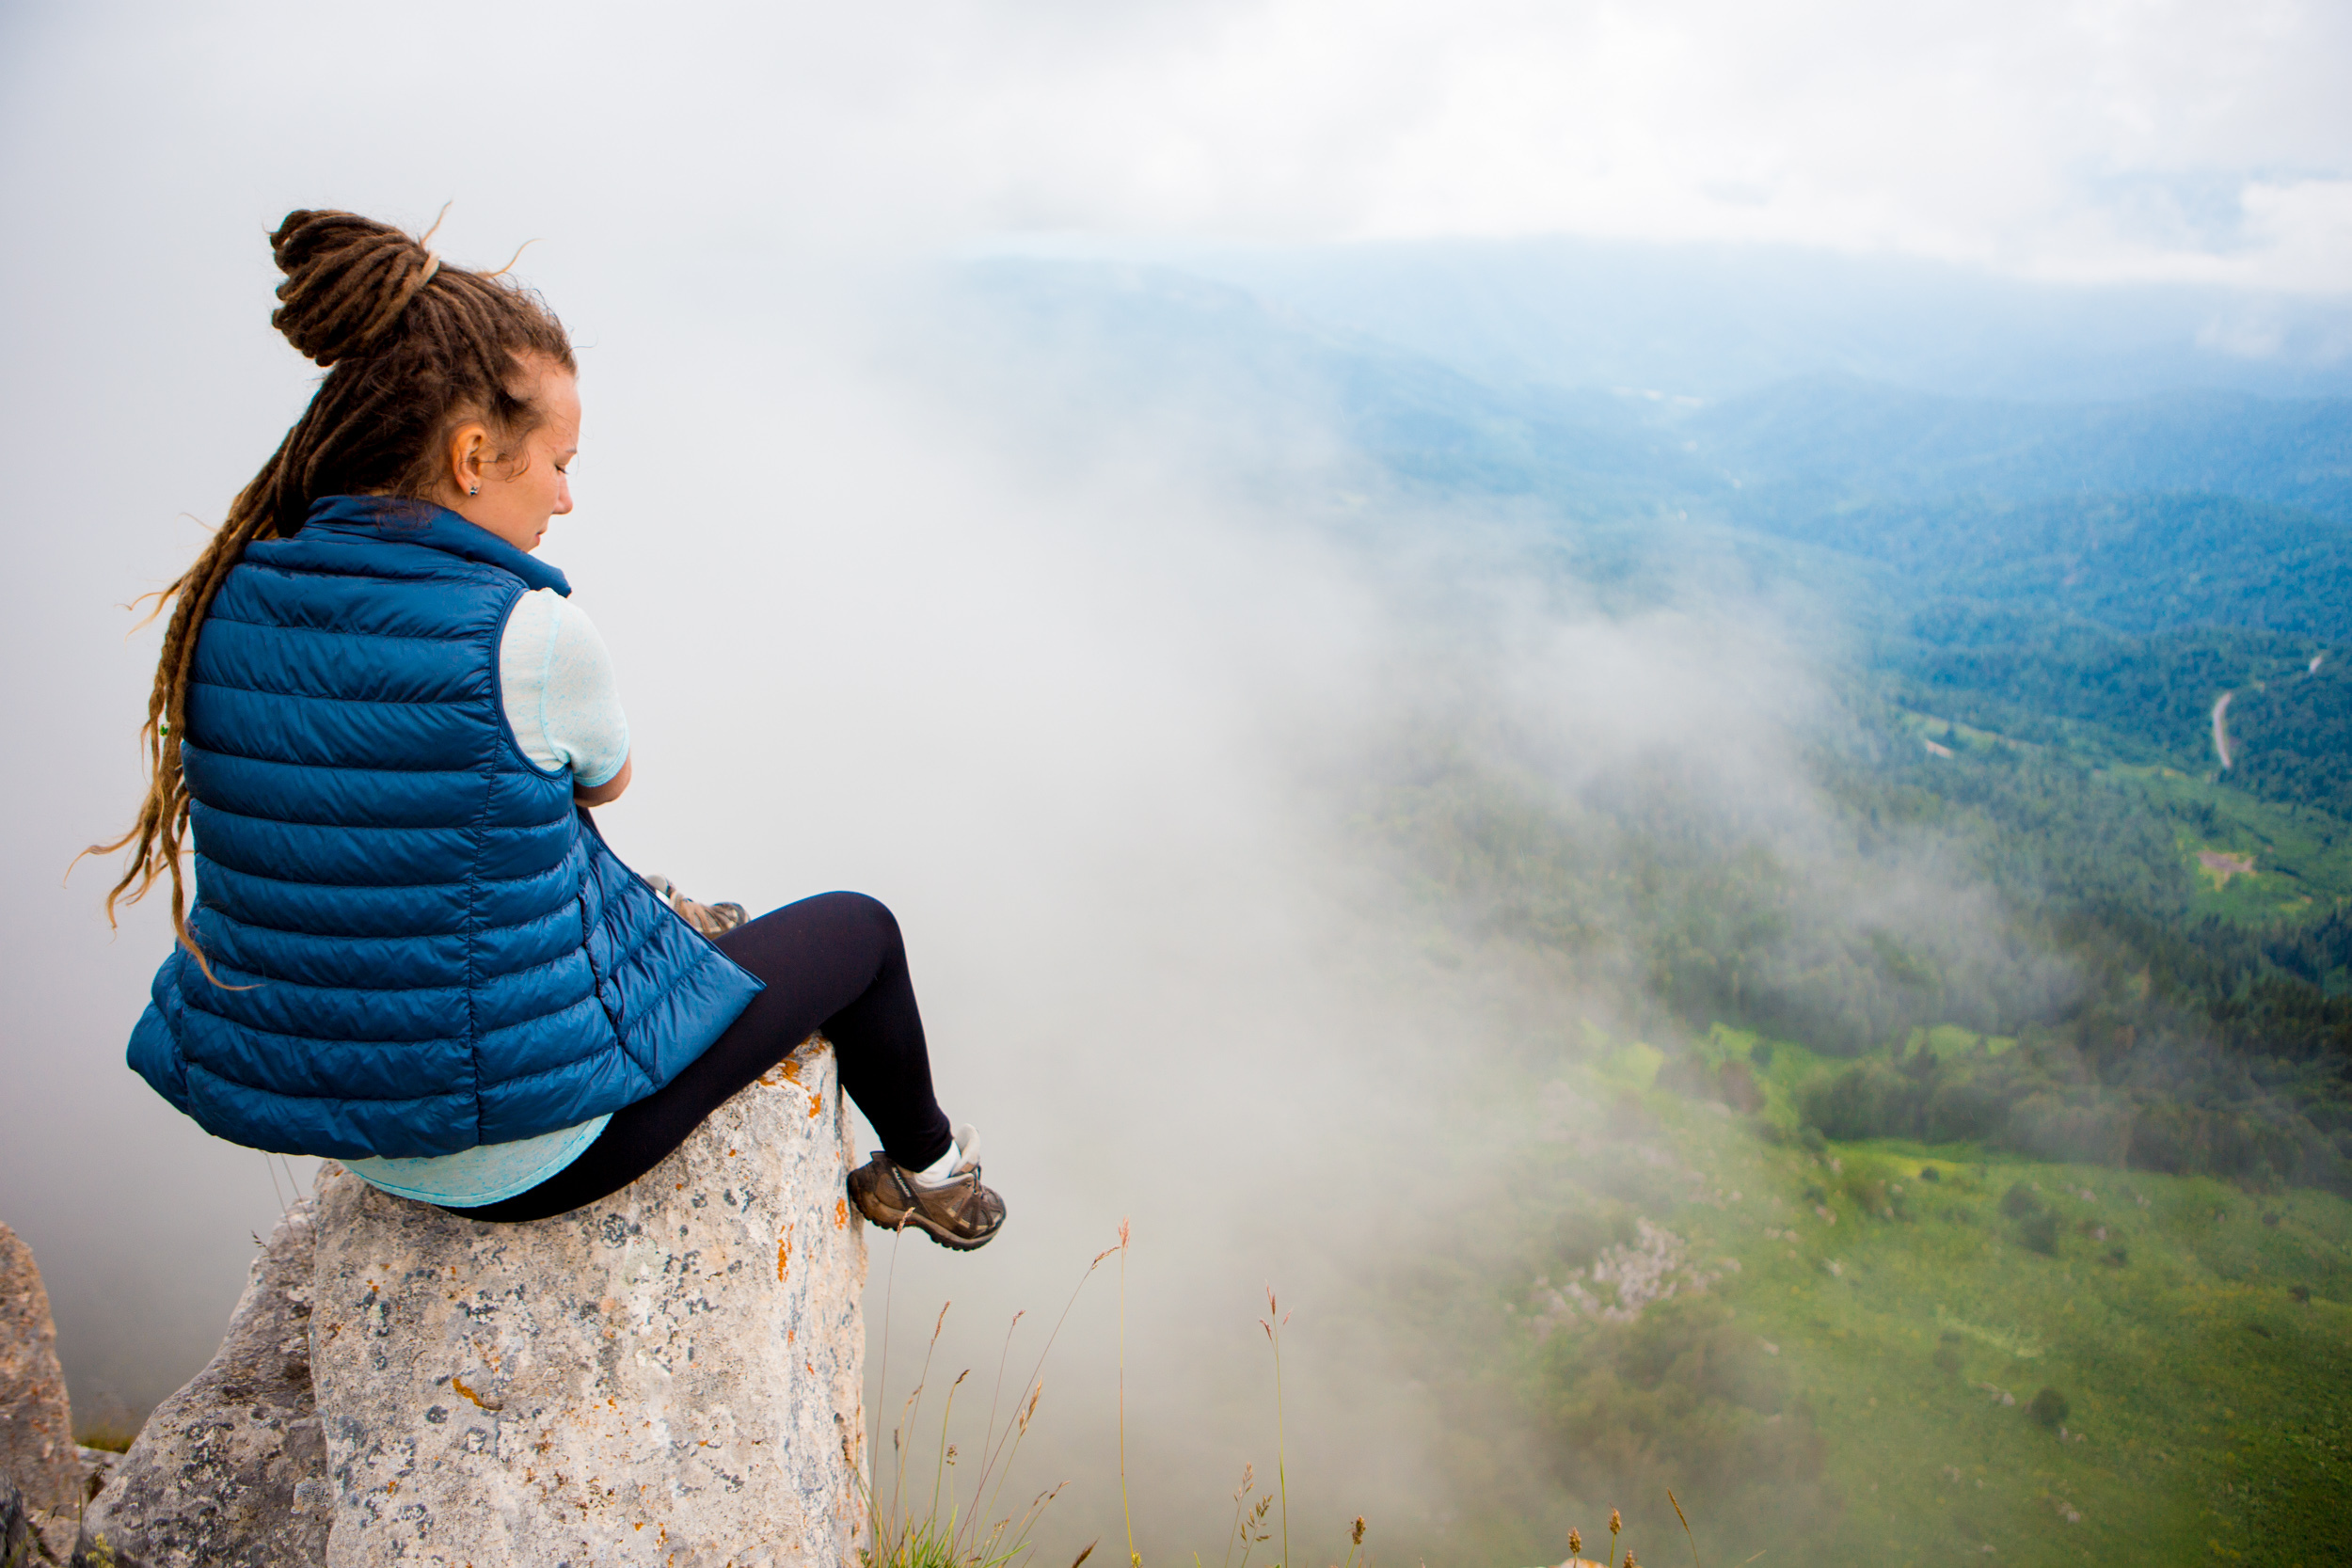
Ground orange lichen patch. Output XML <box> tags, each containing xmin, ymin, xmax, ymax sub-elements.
<box><xmin>451</xmin><ymin>1374</ymin><xmax>503</xmax><ymax>1412</ymax></box>
<box><xmin>807</xmin><ymin>1090</ymin><xmax>824</xmax><ymax>1119</ymax></box>
<box><xmin>777</xmin><ymin>1226</ymin><xmax>794</xmax><ymax>1281</ymax></box>
<box><xmin>787</xmin><ymin>1328</ymin><xmax>795</xmax><ymax>1344</ymax></box>
<box><xmin>834</xmin><ymin>1197</ymin><xmax>849</xmax><ymax>1229</ymax></box>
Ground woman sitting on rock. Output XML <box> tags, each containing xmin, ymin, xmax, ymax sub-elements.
<box><xmin>90</xmin><ymin>209</ymin><xmax>1003</xmax><ymax>1249</ymax></box>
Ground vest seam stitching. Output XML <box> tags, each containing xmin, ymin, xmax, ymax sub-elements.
<box><xmin>180</xmin><ymin>1058</ymin><xmax>471</xmax><ymax>1108</ymax></box>
<box><xmin>192</xmin><ymin>907</ymin><xmax>583</xmax><ymax>943</ymax></box>
<box><xmin>171</xmin><ymin>943</ymin><xmax>596</xmax><ymax>993</ymax></box>
<box><xmin>194</xmin><ymin>777</ymin><xmax>535</xmax><ymax>803</ymax></box>
<box><xmin>189</xmin><ymin>679</ymin><xmax>485</xmax><ymax>707</ymax></box>
<box><xmin>460</xmin><ymin>588</ymin><xmax>529</xmax><ymax>1147</ymax></box>
<box><xmin>175</xmin><ymin>991</ymin><xmax>608</xmax><ymax>1054</ymax></box>
<box><xmin>202</xmin><ymin>610</ymin><xmax>496</xmax><ymax>643</ymax></box>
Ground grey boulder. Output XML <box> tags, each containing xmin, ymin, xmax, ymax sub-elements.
<box><xmin>1</xmin><ymin>1221</ymin><xmax>80</xmax><ymax>1517</ymax></box>
<box><xmin>75</xmin><ymin>1037</ymin><xmax>868</xmax><ymax>1567</ymax></box>
<box><xmin>72</xmin><ymin>1198</ymin><xmax>327</xmax><ymax>1568</ymax></box>
<box><xmin>309</xmin><ymin>1035</ymin><xmax>869</xmax><ymax>1565</ymax></box>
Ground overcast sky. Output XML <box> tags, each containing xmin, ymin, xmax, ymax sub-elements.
<box><xmin>3</xmin><ymin>0</ymin><xmax>2348</xmax><ymax>289</ymax></box>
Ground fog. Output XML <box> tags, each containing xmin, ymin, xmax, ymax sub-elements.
<box><xmin>0</xmin><ymin>238</ymin><xmax>2036</xmax><ymax>1552</ymax></box>
<box><xmin>3</xmin><ymin>1</ymin><xmax>2346</xmax><ymax>1562</ymax></box>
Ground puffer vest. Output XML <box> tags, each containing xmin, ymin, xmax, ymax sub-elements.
<box><xmin>127</xmin><ymin>495</ymin><xmax>762</xmax><ymax>1159</ymax></box>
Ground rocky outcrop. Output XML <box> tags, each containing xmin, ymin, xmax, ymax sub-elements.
<box><xmin>1</xmin><ymin>1222</ymin><xmax>79</xmax><ymax>1516</ymax></box>
<box><xmin>4</xmin><ymin>1476</ymin><xmax>39</xmax><ymax>1568</ymax></box>
<box><xmin>78</xmin><ymin>1035</ymin><xmax>868</xmax><ymax>1567</ymax></box>
<box><xmin>310</xmin><ymin>1034</ymin><xmax>868</xmax><ymax>1566</ymax></box>
<box><xmin>72</xmin><ymin>1196</ymin><xmax>326</xmax><ymax>1568</ymax></box>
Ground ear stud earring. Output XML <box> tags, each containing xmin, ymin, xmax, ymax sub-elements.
<box><xmin>468</xmin><ymin>485</ymin><xmax>480</xmax><ymax>497</ymax></box>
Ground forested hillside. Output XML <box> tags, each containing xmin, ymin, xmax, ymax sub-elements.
<box><xmin>1310</xmin><ymin>287</ymin><xmax>2352</xmax><ymax>1193</ymax></box>
<box><xmin>972</xmin><ymin>259</ymin><xmax>2352</xmax><ymax>1194</ymax></box>
<box><xmin>965</xmin><ymin>253</ymin><xmax>2352</xmax><ymax>1567</ymax></box>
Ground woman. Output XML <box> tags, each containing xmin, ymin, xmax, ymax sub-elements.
<box><xmin>91</xmin><ymin>209</ymin><xmax>1003</xmax><ymax>1248</ymax></box>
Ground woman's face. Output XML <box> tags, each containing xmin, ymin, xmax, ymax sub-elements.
<box><xmin>449</xmin><ymin>359</ymin><xmax>580</xmax><ymax>554</ymax></box>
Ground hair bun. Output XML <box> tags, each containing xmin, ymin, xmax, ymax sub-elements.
<box><xmin>268</xmin><ymin>210</ymin><xmax>442</xmax><ymax>366</ymax></box>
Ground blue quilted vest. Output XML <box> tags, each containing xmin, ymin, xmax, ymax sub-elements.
<box><xmin>126</xmin><ymin>495</ymin><xmax>762</xmax><ymax>1159</ymax></box>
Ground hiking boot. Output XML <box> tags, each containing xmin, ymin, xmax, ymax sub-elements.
<box><xmin>644</xmin><ymin>873</ymin><xmax>747</xmax><ymax>939</ymax></box>
<box><xmin>847</xmin><ymin>1124</ymin><xmax>1006</xmax><ymax>1251</ymax></box>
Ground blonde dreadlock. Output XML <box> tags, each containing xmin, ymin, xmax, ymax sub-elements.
<box><xmin>86</xmin><ymin>209</ymin><xmax>576</xmax><ymax>972</ymax></box>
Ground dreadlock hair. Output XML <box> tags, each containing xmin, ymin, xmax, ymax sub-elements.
<box><xmin>87</xmin><ymin>209</ymin><xmax>577</xmax><ymax>974</ymax></box>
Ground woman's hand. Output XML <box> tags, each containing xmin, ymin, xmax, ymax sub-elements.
<box><xmin>575</xmin><ymin>753</ymin><xmax>632</xmax><ymax>807</ymax></box>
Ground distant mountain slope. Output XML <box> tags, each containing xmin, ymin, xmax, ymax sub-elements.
<box><xmin>955</xmin><ymin>258</ymin><xmax>1720</xmax><ymax>515</ymax></box>
<box><xmin>961</xmin><ymin>258</ymin><xmax>2352</xmax><ymax>790</ymax></box>
<box><xmin>2231</xmin><ymin>660</ymin><xmax>2352</xmax><ymax>817</ymax></box>
<box><xmin>1694</xmin><ymin>375</ymin><xmax>2352</xmax><ymax>519</ymax></box>
<box><xmin>1881</xmin><ymin>610</ymin><xmax>2312</xmax><ymax>763</ymax></box>
<box><xmin>1126</xmin><ymin>234</ymin><xmax>2352</xmax><ymax>401</ymax></box>
<box><xmin>1752</xmin><ymin>493</ymin><xmax>2352</xmax><ymax>642</ymax></box>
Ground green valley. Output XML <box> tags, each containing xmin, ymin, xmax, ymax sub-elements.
<box><xmin>1393</xmin><ymin>1035</ymin><xmax>2352</xmax><ymax>1567</ymax></box>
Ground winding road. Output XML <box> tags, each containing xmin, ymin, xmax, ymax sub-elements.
<box><xmin>2211</xmin><ymin>689</ymin><xmax>2234</xmax><ymax>771</ymax></box>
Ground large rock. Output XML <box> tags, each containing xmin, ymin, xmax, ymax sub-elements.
<box><xmin>310</xmin><ymin>1035</ymin><xmax>866</xmax><ymax>1567</ymax></box>
<box><xmin>71</xmin><ymin>1036</ymin><xmax>867</xmax><ymax>1568</ymax></box>
<box><xmin>0</xmin><ymin>1221</ymin><xmax>79</xmax><ymax>1514</ymax></box>
<box><xmin>73</xmin><ymin>1198</ymin><xmax>329</xmax><ymax>1568</ymax></box>
<box><xmin>4</xmin><ymin>1476</ymin><xmax>40</xmax><ymax>1568</ymax></box>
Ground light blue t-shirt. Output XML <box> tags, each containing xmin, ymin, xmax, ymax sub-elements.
<box><xmin>500</xmin><ymin>589</ymin><xmax>630</xmax><ymax>787</ymax></box>
<box><xmin>345</xmin><ymin>591</ymin><xmax>630</xmax><ymax>1207</ymax></box>
<box><xmin>343</xmin><ymin>1113</ymin><xmax>612</xmax><ymax>1206</ymax></box>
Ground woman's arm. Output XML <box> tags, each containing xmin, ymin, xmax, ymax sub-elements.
<box><xmin>575</xmin><ymin>753</ymin><xmax>632</xmax><ymax>806</ymax></box>
<box><xmin>501</xmin><ymin>591</ymin><xmax>633</xmax><ymax>805</ymax></box>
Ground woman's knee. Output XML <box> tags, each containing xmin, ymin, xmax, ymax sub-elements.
<box><xmin>806</xmin><ymin>889</ymin><xmax>902</xmax><ymax>953</ymax></box>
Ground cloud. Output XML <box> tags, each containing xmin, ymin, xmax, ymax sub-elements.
<box><xmin>3</xmin><ymin>0</ymin><xmax>2347</xmax><ymax>287</ymax></box>
<box><xmin>2232</xmin><ymin>177</ymin><xmax>2352</xmax><ymax>292</ymax></box>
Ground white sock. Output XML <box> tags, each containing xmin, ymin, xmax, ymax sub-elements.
<box><xmin>911</xmin><ymin>1141</ymin><xmax>962</xmax><ymax>1186</ymax></box>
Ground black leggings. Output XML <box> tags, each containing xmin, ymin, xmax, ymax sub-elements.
<box><xmin>444</xmin><ymin>891</ymin><xmax>953</xmax><ymax>1224</ymax></box>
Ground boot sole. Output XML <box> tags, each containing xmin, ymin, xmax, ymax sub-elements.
<box><xmin>898</xmin><ymin>1211</ymin><xmax>1003</xmax><ymax>1251</ymax></box>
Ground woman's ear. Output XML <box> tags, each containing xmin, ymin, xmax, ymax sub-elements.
<box><xmin>446</xmin><ymin>420</ymin><xmax>491</xmax><ymax>499</ymax></box>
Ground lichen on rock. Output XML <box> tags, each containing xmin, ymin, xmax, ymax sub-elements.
<box><xmin>69</xmin><ymin>1033</ymin><xmax>866</xmax><ymax>1568</ymax></box>
<box><xmin>310</xmin><ymin>1033</ymin><xmax>866</xmax><ymax>1567</ymax></box>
